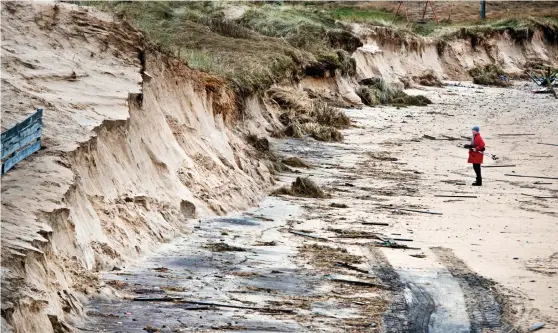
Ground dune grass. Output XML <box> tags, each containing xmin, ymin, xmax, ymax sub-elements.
<box><xmin>75</xmin><ymin>2</ymin><xmax>366</xmax><ymax>97</ymax></box>
<box><xmin>356</xmin><ymin>78</ymin><xmax>432</xmax><ymax>107</ymax></box>
<box><xmin>469</xmin><ymin>64</ymin><xmax>512</xmax><ymax>87</ymax></box>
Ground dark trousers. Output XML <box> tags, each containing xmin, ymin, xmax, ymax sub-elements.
<box><xmin>473</xmin><ymin>164</ymin><xmax>482</xmax><ymax>183</ymax></box>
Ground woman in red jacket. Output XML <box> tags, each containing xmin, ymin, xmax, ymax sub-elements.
<box><xmin>464</xmin><ymin>125</ymin><xmax>485</xmax><ymax>186</ymax></box>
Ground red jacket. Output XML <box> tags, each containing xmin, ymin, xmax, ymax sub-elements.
<box><xmin>468</xmin><ymin>133</ymin><xmax>485</xmax><ymax>164</ymax></box>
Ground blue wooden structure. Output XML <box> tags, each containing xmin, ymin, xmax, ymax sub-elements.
<box><xmin>1</xmin><ymin>108</ymin><xmax>43</xmax><ymax>175</ymax></box>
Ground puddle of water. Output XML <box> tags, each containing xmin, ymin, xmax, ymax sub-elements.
<box><xmin>399</xmin><ymin>269</ymin><xmax>470</xmax><ymax>333</ymax></box>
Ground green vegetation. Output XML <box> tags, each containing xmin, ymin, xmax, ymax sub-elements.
<box><xmin>356</xmin><ymin>78</ymin><xmax>432</xmax><ymax>107</ymax></box>
<box><xmin>469</xmin><ymin>64</ymin><xmax>511</xmax><ymax>87</ymax></box>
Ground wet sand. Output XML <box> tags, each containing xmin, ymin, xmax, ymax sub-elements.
<box><xmin>83</xmin><ymin>82</ymin><xmax>558</xmax><ymax>332</ymax></box>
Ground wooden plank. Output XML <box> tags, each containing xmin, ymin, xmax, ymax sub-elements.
<box><xmin>2</xmin><ymin>127</ymin><xmax>42</xmax><ymax>160</ymax></box>
<box><xmin>397</xmin><ymin>208</ymin><xmax>443</xmax><ymax>215</ymax></box>
<box><xmin>336</xmin><ymin>262</ymin><xmax>369</xmax><ymax>274</ymax></box>
<box><xmin>288</xmin><ymin>230</ymin><xmax>328</xmax><ymax>240</ymax></box>
<box><xmin>2</xmin><ymin>140</ymin><xmax>41</xmax><ymax>174</ymax></box>
<box><xmin>521</xmin><ymin>193</ymin><xmax>558</xmax><ymax>199</ymax></box>
<box><xmin>1</xmin><ymin>109</ymin><xmax>42</xmax><ymax>142</ymax></box>
<box><xmin>505</xmin><ymin>174</ymin><xmax>558</xmax><ymax>180</ymax></box>
<box><xmin>483</xmin><ymin>165</ymin><xmax>516</xmax><ymax>168</ymax></box>
<box><xmin>498</xmin><ymin>134</ymin><xmax>534</xmax><ymax>136</ymax></box>
<box><xmin>392</xmin><ymin>238</ymin><xmax>413</xmax><ymax>242</ymax></box>
<box><xmin>329</xmin><ymin>278</ymin><xmax>389</xmax><ymax>289</ymax></box>
<box><xmin>361</xmin><ymin>222</ymin><xmax>390</xmax><ymax>226</ymax></box>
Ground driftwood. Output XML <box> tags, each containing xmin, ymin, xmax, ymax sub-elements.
<box><xmin>521</xmin><ymin>193</ymin><xmax>558</xmax><ymax>199</ymax></box>
<box><xmin>330</xmin><ymin>278</ymin><xmax>388</xmax><ymax>289</ymax></box>
<box><xmin>483</xmin><ymin>165</ymin><xmax>516</xmax><ymax>168</ymax></box>
<box><xmin>133</xmin><ymin>297</ymin><xmax>293</xmax><ymax>313</ymax></box>
<box><xmin>505</xmin><ymin>174</ymin><xmax>558</xmax><ymax>180</ymax></box>
<box><xmin>289</xmin><ymin>230</ymin><xmax>328</xmax><ymax>240</ymax></box>
<box><xmin>397</xmin><ymin>208</ymin><xmax>443</xmax><ymax>215</ymax></box>
<box><xmin>361</xmin><ymin>222</ymin><xmax>389</xmax><ymax>226</ymax></box>
<box><xmin>392</xmin><ymin>238</ymin><xmax>413</xmax><ymax>242</ymax></box>
<box><xmin>178</xmin><ymin>300</ymin><xmax>294</xmax><ymax>313</ymax></box>
<box><xmin>336</xmin><ymin>261</ymin><xmax>369</xmax><ymax>274</ymax></box>
<box><xmin>498</xmin><ymin>134</ymin><xmax>535</xmax><ymax>136</ymax></box>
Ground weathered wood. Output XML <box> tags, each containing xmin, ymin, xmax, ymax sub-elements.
<box><xmin>521</xmin><ymin>193</ymin><xmax>558</xmax><ymax>199</ymax></box>
<box><xmin>434</xmin><ymin>195</ymin><xmax>477</xmax><ymax>198</ymax></box>
<box><xmin>361</xmin><ymin>222</ymin><xmax>390</xmax><ymax>226</ymax></box>
<box><xmin>498</xmin><ymin>134</ymin><xmax>535</xmax><ymax>136</ymax></box>
<box><xmin>1</xmin><ymin>109</ymin><xmax>43</xmax><ymax>175</ymax></box>
<box><xmin>330</xmin><ymin>278</ymin><xmax>388</xmax><ymax>289</ymax></box>
<box><xmin>482</xmin><ymin>165</ymin><xmax>516</xmax><ymax>168</ymax></box>
<box><xmin>1</xmin><ymin>128</ymin><xmax>42</xmax><ymax>160</ymax></box>
<box><xmin>178</xmin><ymin>300</ymin><xmax>294</xmax><ymax>313</ymax></box>
<box><xmin>135</xmin><ymin>297</ymin><xmax>294</xmax><ymax>313</ymax></box>
<box><xmin>133</xmin><ymin>296</ymin><xmax>183</xmax><ymax>302</ymax></box>
<box><xmin>336</xmin><ymin>261</ymin><xmax>369</xmax><ymax>274</ymax></box>
<box><xmin>397</xmin><ymin>208</ymin><xmax>443</xmax><ymax>215</ymax></box>
<box><xmin>288</xmin><ymin>230</ymin><xmax>328</xmax><ymax>240</ymax></box>
<box><xmin>392</xmin><ymin>238</ymin><xmax>413</xmax><ymax>242</ymax></box>
<box><xmin>2</xmin><ymin>140</ymin><xmax>41</xmax><ymax>174</ymax></box>
<box><xmin>374</xmin><ymin>243</ymin><xmax>422</xmax><ymax>250</ymax></box>
<box><xmin>505</xmin><ymin>174</ymin><xmax>558</xmax><ymax>180</ymax></box>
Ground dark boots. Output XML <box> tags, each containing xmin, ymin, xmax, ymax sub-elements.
<box><xmin>472</xmin><ymin>164</ymin><xmax>482</xmax><ymax>186</ymax></box>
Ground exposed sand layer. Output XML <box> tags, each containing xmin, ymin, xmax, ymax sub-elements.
<box><xmin>353</xmin><ymin>25</ymin><xmax>558</xmax><ymax>82</ymax></box>
<box><xmin>1</xmin><ymin>3</ymin><xmax>277</xmax><ymax>332</ymax></box>
<box><xmin>2</xmin><ymin>2</ymin><xmax>557</xmax><ymax>333</ymax></box>
<box><xmin>81</xmin><ymin>82</ymin><xmax>557</xmax><ymax>332</ymax></box>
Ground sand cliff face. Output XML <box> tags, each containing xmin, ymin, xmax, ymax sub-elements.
<box><xmin>1</xmin><ymin>3</ymin><xmax>275</xmax><ymax>332</ymax></box>
<box><xmin>1</xmin><ymin>2</ymin><xmax>557</xmax><ymax>333</ymax></box>
<box><xmin>353</xmin><ymin>25</ymin><xmax>558</xmax><ymax>83</ymax></box>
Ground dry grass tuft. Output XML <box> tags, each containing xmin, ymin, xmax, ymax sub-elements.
<box><xmin>205</xmin><ymin>242</ymin><xmax>246</xmax><ymax>252</ymax></box>
<box><xmin>272</xmin><ymin>177</ymin><xmax>326</xmax><ymax>198</ymax></box>
<box><xmin>469</xmin><ymin>64</ymin><xmax>512</xmax><ymax>87</ymax></box>
<box><xmin>268</xmin><ymin>87</ymin><xmax>349</xmax><ymax>142</ymax></box>
<box><xmin>413</xmin><ymin>70</ymin><xmax>443</xmax><ymax>87</ymax></box>
<box><xmin>300</xmin><ymin>243</ymin><xmax>363</xmax><ymax>269</ymax></box>
<box><xmin>356</xmin><ymin>78</ymin><xmax>432</xmax><ymax>107</ymax></box>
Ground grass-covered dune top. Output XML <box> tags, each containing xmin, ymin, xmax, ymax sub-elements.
<box><xmin>74</xmin><ymin>2</ymin><xmax>557</xmax><ymax>98</ymax></box>
<box><xmin>76</xmin><ymin>1</ymin><xmax>363</xmax><ymax>97</ymax></box>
